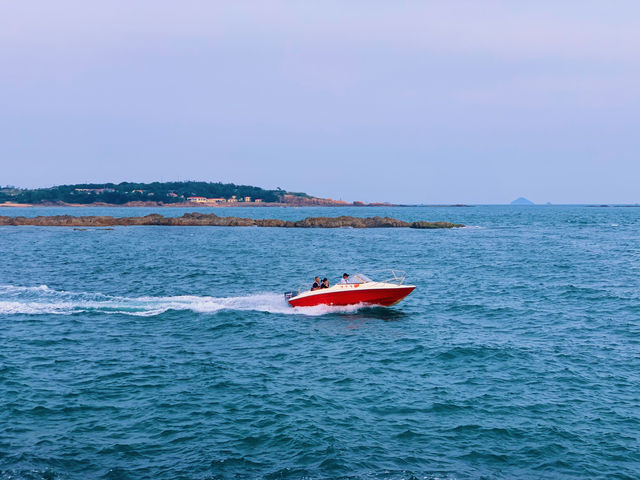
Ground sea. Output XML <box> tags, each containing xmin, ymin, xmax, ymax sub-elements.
<box><xmin>0</xmin><ymin>205</ymin><xmax>638</xmax><ymax>480</ymax></box>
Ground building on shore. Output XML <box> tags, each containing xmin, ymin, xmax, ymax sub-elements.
<box><xmin>187</xmin><ymin>196</ymin><xmax>229</xmax><ymax>204</ymax></box>
<box><xmin>75</xmin><ymin>188</ymin><xmax>115</xmax><ymax>194</ymax></box>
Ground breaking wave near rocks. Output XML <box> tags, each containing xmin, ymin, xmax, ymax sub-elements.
<box><xmin>0</xmin><ymin>284</ymin><xmax>367</xmax><ymax>317</ymax></box>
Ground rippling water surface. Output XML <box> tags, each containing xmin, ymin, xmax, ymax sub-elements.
<box><xmin>1</xmin><ymin>206</ymin><xmax>639</xmax><ymax>479</ymax></box>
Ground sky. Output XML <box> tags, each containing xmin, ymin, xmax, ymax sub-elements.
<box><xmin>1</xmin><ymin>1</ymin><xmax>639</xmax><ymax>204</ymax></box>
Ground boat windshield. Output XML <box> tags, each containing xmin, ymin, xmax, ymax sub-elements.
<box><xmin>351</xmin><ymin>273</ymin><xmax>372</xmax><ymax>283</ymax></box>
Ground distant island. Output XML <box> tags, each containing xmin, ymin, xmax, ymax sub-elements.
<box><xmin>0</xmin><ymin>181</ymin><xmax>397</xmax><ymax>208</ymax></box>
<box><xmin>0</xmin><ymin>213</ymin><xmax>464</xmax><ymax>229</ymax></box>
<box><xmin>510</xmin><ymin>197</ymin><xmax>535</xmax><ymax>205</ymax></box>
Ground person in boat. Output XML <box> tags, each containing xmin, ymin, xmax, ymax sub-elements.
<box><xmin>321</xmin><ymin>278</ymin><xmax>330</xmax><ymax>288</ymax></box>
<box><xmin>340</xmin><ymin>273</ymin><xmax>350</xmax><ymax>284</ymax></box>
<box><xmin>311</xmin><ymin>277</ymin><xmax>321</xmax><ymax>291</ymax></box>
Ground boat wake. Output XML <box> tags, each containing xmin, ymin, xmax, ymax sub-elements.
<box><xmin>0</xmin><ymin>285</ymin><xmax>369</xmax><ymax>317</ymax></box>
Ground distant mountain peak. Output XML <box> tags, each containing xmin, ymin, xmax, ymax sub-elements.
<box><xmin>510</xmin><ymin>197</ymin><xmax>535</xmax><ymax>205</ymax></box>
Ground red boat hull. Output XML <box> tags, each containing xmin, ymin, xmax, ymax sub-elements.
<box><xmin>288</xmin><ymin>286</ymin><xmax>415</xmax><ymax>308</ymax></box>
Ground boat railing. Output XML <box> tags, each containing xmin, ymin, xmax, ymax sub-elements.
<box><xmin>345</xmin><ymin>270</ymin><xmax>407</xmax><ymax>285</ymax></box>
<box><xmin>366</xmin><ymin>269</ymin><xmax>407</xmax><ymax>285</ymax></box>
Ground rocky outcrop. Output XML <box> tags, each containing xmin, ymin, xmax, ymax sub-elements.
<box><xmin>282</xmin><ymin>195</ymin><xmax>351</xmax><ymax>206</ymax></box>
<box><xmin>410</xmin><ymin>221</ymin><xmax>463</xmax><ymax>229</ymax></box>
<box><xmin>292</xmin><ymin>216</ymin><xmax>412</xmax><ymax>228</ymax></box>
<box><xmin>255</xmin><ymin>218</ymin><xmax>292</xmax><ymax>228</ymax></box>
<box><xmin>0</xmin><ymin>213</ymin><xmax>463</xmax><ymax>229</ymax></box>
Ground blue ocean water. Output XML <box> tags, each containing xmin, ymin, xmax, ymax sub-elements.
<box><xmin>0</xmin><ymin>205</ymin><xmax>639</xmax><ymax>480</ymax></box>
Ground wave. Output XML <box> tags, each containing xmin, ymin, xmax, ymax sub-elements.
<box><xmin>0</xmin><ymin>284</ymin><xmax>368</xmax><ymax>317</ymax></box>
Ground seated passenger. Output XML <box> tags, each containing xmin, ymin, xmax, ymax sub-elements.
<box><xmin>311</xmin><ymin>276</ymin><xmax>321</xmax><ymax>291</ymax></box>
<box><xmin>321</xmin><ymin>278</ymin><xmax>330</xmax><ymax>288</ymax></box>
<box><xmin>340</xmin><ymin>273</ymin><xmax>350</xmax><ymax>284</ymax></box>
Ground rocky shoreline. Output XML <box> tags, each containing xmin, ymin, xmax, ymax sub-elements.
<box><xmin>0</xmin><ymin>213</ymin><xmax>463</xmax><ymax>229</ymax></box>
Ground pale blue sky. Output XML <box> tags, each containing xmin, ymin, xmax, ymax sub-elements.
<box><xmin>1</xmin><ymin>1</ymin><xmax>639</xmax><ymax>203</ymax></box>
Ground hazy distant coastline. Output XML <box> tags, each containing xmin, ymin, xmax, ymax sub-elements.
<box><xmin>0</xmin><ymin>181</ymin><xmax>378</xmax><ymax>207</ymax></box>
<box><xmin>0</xmin><ymin>182</ymin><xmax>475</xmax><ymax>208</ymax></box>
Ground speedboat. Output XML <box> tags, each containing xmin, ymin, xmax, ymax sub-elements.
<box><xmin>285</xmin><ymin>271</ymin><xmax>415</xmax><ymax>308</ymax></box>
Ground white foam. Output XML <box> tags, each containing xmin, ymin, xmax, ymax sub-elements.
<box><xmin>0</xmin><ymin>284</ymin><xmax>52</xmax><ymax>294</ymax></box>
<box><xmin>0</xmin><ymin>301</ymin><xmax>76</xmax><ymax>315</ymax></box>
<box><xmin>0</xmin><ymin>285</ymin><xmax>369</xmax><ymax>317</ymax></box>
